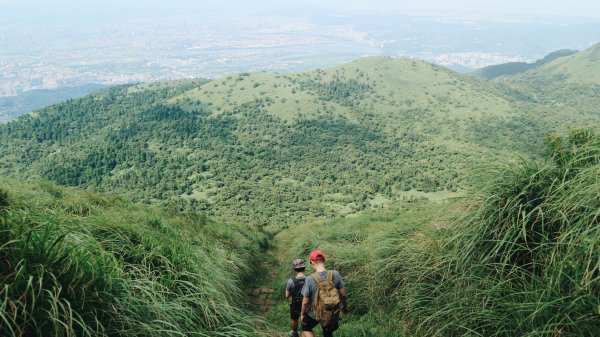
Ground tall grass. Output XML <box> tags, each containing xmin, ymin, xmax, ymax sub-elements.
<box><xmin>270</xmin><ymin>210</ymin><xmax>439</xmax><ymax>336</ymax></box>
<box><xmin>380</xmin><ymin>129</ymin><xmax>600</xmax><ymax>336</ymax></box>
<box><xmin>0</xmin><ymin>179</ymin><xmax>266</xmax><ymax>337</ymax></box>
<box><xmin>270</xmin><ymin>129</ymin><xmax>599</xmax><ymax>336</ymax></box>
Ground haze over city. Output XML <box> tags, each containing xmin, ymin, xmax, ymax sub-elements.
<box><xmin>1</xmin><ymin>0</ymin><xmax>599</xmax><ymax>121</ymax></box>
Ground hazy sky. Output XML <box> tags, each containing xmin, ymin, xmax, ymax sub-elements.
<box><xmin>2</xmin><ymin>0</ymin><xmax>600</xmax><ymax>22</ymax></box>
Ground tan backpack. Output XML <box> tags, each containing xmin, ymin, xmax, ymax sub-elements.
<box><xmin>311</xmin><ymin>271</ymin><xmax>341</xmax><ymax>327</ymax></box>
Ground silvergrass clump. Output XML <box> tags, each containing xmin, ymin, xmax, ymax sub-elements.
<box><xmin>0</xmin><ymin>179</ymin><xmax>265</xmax><ymax>337</ymax></box>
<box><xmin>382</xmin><ymin>129</ymin><xmax>600</xmax><ymax>336</ymax></box>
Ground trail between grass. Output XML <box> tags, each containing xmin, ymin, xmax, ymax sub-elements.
<box><xmin>248</xmin><ymin>248</ymin><xmax>289</xmax><ymax>337</ymax></box>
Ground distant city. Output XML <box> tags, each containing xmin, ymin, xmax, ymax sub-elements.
<box><xmin>0</xmin><ymin>9</ymin><xmax>599</xmax><ymax>122</ymax></box>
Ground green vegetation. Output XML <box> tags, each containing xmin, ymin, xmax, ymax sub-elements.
<box><xmin>494</xmin><ymin>43</ymin><xmax>600</xmax><ymax>137</ymax></box>
<box><xmin>1</xmin><ymin>45</ymin><xmax>599</xmax><ymax>336</ymax></box>
<box><xmin>0</xmin><ymin>178</ymin><xmax>266</xmax><ymax>337</ymax></box>
<box><xmin>471</xmin><ymin>49</ymin><xmax>577</xmax><ymax>80</ymax></box>
<box><xmin>268</xmin><ymin>208</ymin><xmax>440</xmax><ymax>336</ymax></box>
<box><xmin>3</xmin><ymin>54</ymin><xmax>591</xmax><ymax>229</ymax></box>
<box><xmin>506</xmin><ymin>43</ymin><xmax>600</xmax><ymax>85</ymax></box>
<box><xmin>269</xmin><ymin>130</ymin><xmax>599</xmax><ymax>336</ymax></box>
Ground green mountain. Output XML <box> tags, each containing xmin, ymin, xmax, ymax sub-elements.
<box><xmin>471</xmin><ymin>49</ymin><xmax>577</xmax><ymax>80</ymax></box>
<box><xmin>2</xmin><ymin>47</ymin><xmax>599</xmax><ymax>228</ymax></box>
<box><xmin>1</xmin><ymin>46</ymin><xmax>599</xmax><ymax>337</ymax></box>
<box><xmin>507</xmin><ymin>43</ymin><xmax>600</xmax><ymax>85</ymax></box>
<box><xmin>495</xmin><ymin>43</ymin><xmax>600</xmax><ymax>127</ymax></box>
<box><xmin>0</xmin><ymin>57</ymin><xmax>551</xmax><ymax>228</ymax></box>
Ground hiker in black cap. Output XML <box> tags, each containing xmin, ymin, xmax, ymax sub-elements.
<box><xmin>285</xmin><ymin>259</ymin><xmax>307</xmax><ymax>337</ymax></box>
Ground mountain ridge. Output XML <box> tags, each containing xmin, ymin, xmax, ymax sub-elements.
<box><xmin>470</xmin><ymin>49</ymin><xmax>578</xmax><ymax>80</ymax></box>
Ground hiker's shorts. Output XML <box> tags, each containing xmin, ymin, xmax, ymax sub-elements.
<box><xmin>301</xmin><ymin>315</ymin><xmax>338</xmax><ymax>336</ymax></box>
<box><xmin>290</xmin><ymin>302</ymin><xmax>302</xmax><ymax>320</ymax></box>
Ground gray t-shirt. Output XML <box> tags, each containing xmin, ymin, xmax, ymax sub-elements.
<box><xmin>301</xmin><ymin>270</ymin><xmax>345</xmax><ymax>319</ymax></box>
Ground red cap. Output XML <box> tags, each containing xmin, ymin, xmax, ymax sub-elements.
<box><xmin>310</xmin><ymin>250</ymin><xmax>326</xmax><ymax>262</ymax></box>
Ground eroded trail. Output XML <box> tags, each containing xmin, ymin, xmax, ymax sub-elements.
<box><xmin>247</xmin><ymin>248</ymin><xmax>290</xmax><ymax>336</ymax></box>
<box><xmin>247</xmin><ymin>287</ymin><xmax>275</xmax><ymax>314</ymax></box>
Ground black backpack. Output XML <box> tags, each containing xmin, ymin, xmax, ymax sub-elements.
<box><xmin>291</xmin><ymin>277</ymin><xmax>306</xmax><ymax>304</ymax></box>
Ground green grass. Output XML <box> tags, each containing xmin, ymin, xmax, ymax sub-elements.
<box><xmin>266</xmin><ymin>207</ymin><xmax>452</xmax><ymax>336</ymax></box>
<box><xmin>266</xmin><ymin>129</ymin><xmax>599</xmax><ymax>336</ymax></box>
<box><xmin>0</xmin><ymin>178</ymin><xmax>267</xmax><ymax>337</ymax></box>
<box><xmin>511</xmin><ymin>43</ymin><xmax>600</xmax><ymax>85</ymax></box>
<box><xmin>385</xmin><ymin>129</ymin><xmax>600</xmax><ymax>336</ymax></box>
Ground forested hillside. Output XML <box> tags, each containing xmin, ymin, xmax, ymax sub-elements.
<box><xmin>0</xmin><ymin>55</ymin><xmax>582</xmax><ymax>228</ymax></box>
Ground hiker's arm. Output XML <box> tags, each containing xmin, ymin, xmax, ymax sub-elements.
<box><xmin>339</xmin><ymin>288</ymin><xmax>349</xmax><ymax>314</ymax></box>
<box><xmin>285</xmin><ymin>280</ymin><xmax>292</xmax><ymax>301</ymax></box>
<box><xmin>300</xmin><ymin>297</ymin><xmax>309</xmax><ymax>323</ymax></box>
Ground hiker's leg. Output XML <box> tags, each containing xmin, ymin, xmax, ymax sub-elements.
<box><xmin>322</xmin><ymin>322</ymin><xmax>339</xmax><ymax>337</ymax></box>
<box><xmin>301</xmin><ymin>315</ymin><xmax>318</xmax><ymax>337</ymax></box>
<box><xmin>290</xmin><ymin>304</ymin><xmax>300</xmax><ymax>333</ymax></box>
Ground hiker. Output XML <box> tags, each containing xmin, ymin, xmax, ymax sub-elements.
<box><xmin>285</xmin><ymin>259</ymin><xmax>307</xmax><ymax>337</ymax></box>
<box><xmin>300</xmin><ymin>250</ymin><xmax>349</xmax><ymax>337</ymax></box>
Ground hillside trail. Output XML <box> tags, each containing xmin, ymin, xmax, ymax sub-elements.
<box><xmin>248</xmin><ymin>249</ymin><xmax>289</xmax><ymax>337</ymax></box>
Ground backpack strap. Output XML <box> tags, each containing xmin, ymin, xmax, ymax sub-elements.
<box><xmin>291</xmin><ymin>276</ymin><xmax>304</xmax><ymax>289</ymax></box>
<box><xmin>291</xmin><ymin>276</ymin><xmax>305</xmax><ymax>302</ymax></box>
<box><xmin>326</xmin><ymin>271</ymin><xmax>333</xmax><ymax>283</ymax></box>
<box><xmin>311</xmin><ymin>272</ymin><xmax>322</xmax><ymax>284</ymax></box>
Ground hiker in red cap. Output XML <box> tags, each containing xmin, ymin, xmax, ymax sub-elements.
<box><xmin>300</xmin><ymin>250</ymin><xmax>349</xmax><ymax>337</ymax></box>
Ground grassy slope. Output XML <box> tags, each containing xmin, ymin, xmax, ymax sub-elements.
<box><xmin>495</xmin><ymin>43</ymin><xmax>600</xmax><ymax>125</ymax></box>
<box><xmin>174</xmin><ymin>56</ymin><xmax>532</xmax><ymax>175</ymax></box>
<box><xmin>262</xmin><ymin>193</ymin><xmax>460</xmax><ymax>336</ymax></box>
<box><xmin>175</xmin><ymin>57</ymin><xmax>516</xmax><ymax>148</ymax></box>
<box><xmin>512</xmin><ymin>43</ymin><xmax>600</xmax><ymax>85</ymax></box>
<box><xmin>0</xmin><ymin>178</ymin><xmax>266</xmax><ymax>337</ymax></box>
<box><xmin>266</xmin><ymin>130</ymin><xmax>600</xmax><ymax>336</ymax></box>
<box><xmin>470</xmin><ymin>49</ymin><xmax>578</xmax><ymax>80</ymax></box>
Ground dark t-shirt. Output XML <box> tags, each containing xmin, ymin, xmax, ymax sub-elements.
<box><xmin>286</xmin><ymin>276</ymin><xmax>307</xmax><ymax>295</ymax></box>
<box><xmin>301</xmin><ymin>270</ymin><xmax>345</xmax><ymax>319</ymax></box>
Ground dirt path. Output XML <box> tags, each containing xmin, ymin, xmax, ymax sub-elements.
<box><xmin>247</xmin><ymin>287</ymin><xmax>275</xmax><ymax>313</ymax></box>
<box><xmin>246</xmin><ymin>249</ymin><xmax>289</xmax><ymax>336</ymax></box>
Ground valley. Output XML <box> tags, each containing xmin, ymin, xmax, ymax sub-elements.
<box><xmin>0</xmin><ymin>43</ymin><xmax>599</xmax><ymax>336</ymax></box>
